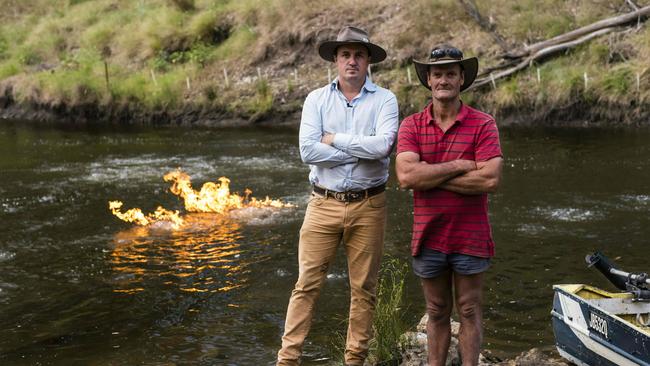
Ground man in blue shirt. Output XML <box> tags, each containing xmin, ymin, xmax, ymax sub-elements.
<box><xmin>277</xmin><ymin>26</ymin><xmax>399</xmax><ymax>366</ymax></box>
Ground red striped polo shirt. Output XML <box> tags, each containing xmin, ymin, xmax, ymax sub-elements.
<box><xmin>397</xmin><ymin>102</ymin><xmax>502</xmax><ymax>258</ymax></box>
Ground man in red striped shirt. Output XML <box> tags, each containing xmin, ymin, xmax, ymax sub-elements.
<box><xmin>396</xmin><ymin>45</ymin><xmax>503</xmax><ymax>366</ymax></box>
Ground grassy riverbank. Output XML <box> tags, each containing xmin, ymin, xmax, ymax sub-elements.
<box><xmin>0</xmin><ymin>0</ymin><xmax>648</xmax><ymax>125</ymax></box>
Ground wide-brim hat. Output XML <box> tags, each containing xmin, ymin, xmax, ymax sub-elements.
<box><xmin>413</xmin><ymin>45</ymin><xmax>478</xmax><ymax>92</ymax></box>
<box><xmin>318</xmin><ymin>26</ymin><xmax>387</xmax><ymax>64</ymax></box>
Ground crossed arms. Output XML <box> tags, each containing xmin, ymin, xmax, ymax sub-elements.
<box><xmin>395</xmin><ymin>152</ymin><xmax>503</xmax><ymax>194</ymax></box>
<box><xmin>298</xmin><ymin>92</ymin><xmax>399</xmax><ymax>168</ymax></box>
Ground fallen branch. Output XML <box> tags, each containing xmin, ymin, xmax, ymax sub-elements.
<box><xmin>625</xmin><ymin>0</ymin><xmax>640</xmax><ymax>11</ymax></box>
<box><xmin>470</xmin><ymin>27</ymin><xmax>616</xmax><ymax>90</ymax></box>
<box><xmin>505</xmin><ymin>5</ymin><xmax>650</xmax><ymax>58</ymax></box>
<box><xmin>469</xmin><ymin>5</ymin><xmax>650</xmax><ymax>90</ymax></box>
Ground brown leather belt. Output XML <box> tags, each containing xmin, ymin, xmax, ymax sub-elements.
<box><xmin>313</xmin><ymin>184</ymin><xmax>385</xmax><ymax>203</ymax></box>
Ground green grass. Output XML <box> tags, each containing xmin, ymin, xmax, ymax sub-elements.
<box><xmin>366</xmin><ymin>258</ymin><xmax>409</xmax><ymax>365</ymax></box>
<box><xmin>0</xmin><ymin>0</ymin><xmax>647</xmax><ymax>118</ymax></box>
<box><xmin>326</xmin><ymin>257</ymin><xmax>409</xmax><ymax>366</ymax></box>
<box><xmin>0</xmin><ymin>60</ymin><xmax>21</xmax><ymax>80</ymax></box>
<box><xmin>212</xmin><ymin>25</ymin><xmax>257</xmax><ymax>60</ymax></box>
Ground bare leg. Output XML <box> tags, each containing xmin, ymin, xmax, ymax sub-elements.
<box><xmin>421</xmin><ymin>271</ymin><xmax>453</xmax><ymax>366</ymax></box>
<box><xmin>453</xmin><ymin>272</ymin><xmax>484</xmax><ymax>366</ymax></box>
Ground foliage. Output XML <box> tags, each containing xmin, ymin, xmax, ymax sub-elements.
<box><xmin>243</xmin><ymin>78</ymin><xmax>273</xmax><ymax>116</ymax></box>
<box><xmin>0</xmin><ymin>0</ymin><xmax>647</xmax><ymax>116</ymax></box>
<box><xmin>153</xmin><ymin>43</ymin><xmax>213</xmax><ymax>71</ymax></box>
<box><xmin>326</xmin><ymin>257</ymin><xmax>410</xmax><ymax>365</ymax></box>
<box><xmin>0</xmin><ymin>60</ymin><xmax>20</xmax><ymax>80</ymax></box>
<box><xmin>597</xmin><ymin>66</ymin><xmax>634</xmax><ymax>102</ymax></box>
<box><xmin>0</xmin><ymin>32</ymin><xmax>7</xmax><ymax>60</ymax></box>
<box><xmin>212</xmin><ymin>25</ymin><xmax>257</xmax><ymax>60</ymax></box>
<box><xmin>366</xmin><ymin>258</ymin><xmax>409</xmax><ymax>365</ymax></box>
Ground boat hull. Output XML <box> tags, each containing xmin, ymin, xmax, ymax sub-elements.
<box><xmin>551</xmin><ymin>285</ymin><xmax>650</xmax><ymax>366</ymax></box>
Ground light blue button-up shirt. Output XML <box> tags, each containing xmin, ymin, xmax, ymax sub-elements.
<box><xmin>298</xmin><ymin>77</ymin><xmax>399</xmax><ymax>192</ymax></box>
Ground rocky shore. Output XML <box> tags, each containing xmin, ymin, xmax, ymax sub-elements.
<box><xmin>396</xmin><ymin>315</ymin><xmax>569</xmax><ymax>366</ymax></box>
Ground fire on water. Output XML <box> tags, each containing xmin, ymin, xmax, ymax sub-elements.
<box><xmin>109</xmin><ymin>169</ymin><xmax>293</xmax><ymax>229</ymax></box>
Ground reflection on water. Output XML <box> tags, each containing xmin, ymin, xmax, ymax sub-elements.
<box><xmin>110</xmin><ymin>214</ymin><xmax>245</xmax><ymax>295</ymax></box>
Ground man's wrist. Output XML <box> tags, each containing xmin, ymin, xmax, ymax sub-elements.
<box><xmin>321</xmin><ymin>133</ymin><xmax>335</xmax><ymax>145</ymax></box>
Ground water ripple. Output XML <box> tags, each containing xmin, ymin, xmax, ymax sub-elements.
<box><xmin>0</xmin><ymin>251</ymin><xmax>15</xmax><ymax>262</ymax></box>
<box><xmin>535</xmin><ymin>206</ymin><xmax>601</xmax><ymax>222</ymax></box>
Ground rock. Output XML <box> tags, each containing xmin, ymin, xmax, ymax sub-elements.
<box><xmin>400</xmin><ymin>315</ymin><xmax>570</xmax><ymax>366</ymax></box>
<box><xmin>495</xmin><ymin>348</ymin><xmax>569</xmax><ymax>366</ymax></box>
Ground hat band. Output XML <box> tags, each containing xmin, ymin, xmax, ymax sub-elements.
<box><xmin>430</xmin><ymin>56</ymin><xmax>462</xmax><ymax>62</ymax></box>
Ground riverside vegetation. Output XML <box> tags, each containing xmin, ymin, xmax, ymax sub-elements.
<box><xmin>0</xmin><ymin>0</ymin><xmax>648</xmax><ymax>126</ymax></box>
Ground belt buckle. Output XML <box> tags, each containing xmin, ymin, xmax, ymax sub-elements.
<box><xmin>334</xmin><ymin>191</ymin><xmax>347</xmax><ymax>202</ymax></box>
<box><xmin>349</xmin><ymin>191</ymin><xmax>362</xmax><ymax>201</ymax></box>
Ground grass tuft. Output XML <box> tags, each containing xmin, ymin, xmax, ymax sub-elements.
<box><xmin>366</xmin><ymin>257</ymin><xmax>410</xmax><ymax>365</ymax></box>
<box><xmin>325</xmin><ymin>257</ymin><xmax>409</xmax><ymax>365</ymax></box>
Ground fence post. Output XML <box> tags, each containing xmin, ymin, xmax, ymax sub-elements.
<box><xmin>150</xmin><ymin>69</ymin><xmax>158</xmax><ymax>86</ymax></box>
<box><xmin>104</xmin><ymin>61</ymin><xmax>110</xmax><ymax>92</ymax></box>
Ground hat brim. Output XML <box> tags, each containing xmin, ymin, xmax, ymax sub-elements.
<box><xmin>318</xmin><ymin>41</ymin><xmax>387</xmax><ymax>64</ymax></box>
<box><xmin>413</xmin><ymin>57</ymin><xmax>478</xmax><ymax>92</ymax></box>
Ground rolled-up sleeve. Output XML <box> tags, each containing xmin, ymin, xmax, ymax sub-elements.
<box><xmin>299</xmin><ymin>92</ymin><xmax>358</xmax><ymax>168</ymax></box>
<box><xmin>332</xmin><ymin>93</ymin><xmax>399</xmax><ymax>160</ymax></box>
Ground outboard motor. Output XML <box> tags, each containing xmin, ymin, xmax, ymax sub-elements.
<box><xmin>586</xmin><ymin>251</ymin><xmax>650</xmax><ymax>301</ymax></box>
<box><xmin>585</xmin><ymin>252</ymin><xmax>628</xmax><ymax>290</ymax></box>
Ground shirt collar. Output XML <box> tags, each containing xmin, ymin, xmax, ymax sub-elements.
<box><xmin>329</xmin><ymin>77</ymin><xmax>377</xmax><ymax>93</ymax></box>
<box><xmin>425</xmin><ymin>101</ymin><xmax>468</xmax><ymax>125</ymax></box>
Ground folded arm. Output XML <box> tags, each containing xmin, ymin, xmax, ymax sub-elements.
<box><xmin>439</xmin><ymin>157</ymin><xmax>503</xmax><ymax>194</ymax></box>
<box><xmin>396</xmin><ymin>151</ymin><xmax>476</xmax><ymax>190</ymax></box>
<box><xmin>328</xmin><ymin>95</ymin><xmax>399</xmax><ymax>160</ymax></box>
<box><xmin>299</xmin><ymin>94</ymin><xmax>358</xmax><ymax>168</ymax></box>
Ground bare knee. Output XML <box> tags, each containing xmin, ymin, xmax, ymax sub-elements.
<box><xmin>426</xmin><ymin>300</ymin><xmax>452</xmax><ymax>323</ymax></box>
<box><xmin>456</xmin><ymin>299</ymin><xmax>481</xmax><ymax>321</ymax></box>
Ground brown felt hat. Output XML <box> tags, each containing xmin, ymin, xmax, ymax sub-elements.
<box><xmin>413</xmin><ymin>44</ymin><xmax>478</xmax><ymax>91</ymax></box>
<box><xmin>318</xmin><ymin>26</ymin><xmax>387</xmax><ymax>64</ymax></box>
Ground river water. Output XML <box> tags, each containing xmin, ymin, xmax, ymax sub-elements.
<box><xmin>1</xmin><ymin>120</ymin><xmax>649</xmax><ymax>365</ymax></box>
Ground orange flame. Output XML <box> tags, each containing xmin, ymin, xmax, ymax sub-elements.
<box><xmin>108</xmin><ymin>200</ymin><xmax>184</xmax><ymax>229</ymax></box>
<box><xmin>163</xmin><ymin>170</ymin><xmax>291</xmax><ymax>214</ymax></box>
<box><xmin>109</xmin><ymin>169</ymin><xmax>293</xmax><ymax>228</ymax></box>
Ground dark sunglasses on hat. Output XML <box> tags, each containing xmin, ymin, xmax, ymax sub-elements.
<box><xmin>430</xmin><ymin>47</ymin><xmax>463</xmax><ymax>60</ymax></box>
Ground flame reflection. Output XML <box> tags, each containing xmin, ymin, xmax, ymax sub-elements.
<box><xmin>110</xmin><ymin>214</ymin><xmax>248</xmax><ymax>295</ymax></box>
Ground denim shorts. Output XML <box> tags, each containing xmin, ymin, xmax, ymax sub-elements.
<box><xmin>412</xmin><ymin>247</ymin><xmax>491</xmax><ymax>278</ymax></box>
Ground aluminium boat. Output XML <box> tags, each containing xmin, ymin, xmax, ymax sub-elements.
<box><xmin>551</xmin><ymin>252</ymin><xmax>650</xmax><ymax>366</ymax></box>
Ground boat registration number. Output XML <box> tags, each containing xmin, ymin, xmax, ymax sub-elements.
<box><xmin>588</xmin><ymin>311</ymin><xmax>608</xmax><ymax>338</ymax></box>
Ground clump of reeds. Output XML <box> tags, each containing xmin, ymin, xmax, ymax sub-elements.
<box><xmin>327</xmin><ymin>257</ymin><xmax>410</xmax><ymax>366</ymax></box>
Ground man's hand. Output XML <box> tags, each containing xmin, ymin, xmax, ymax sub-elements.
<box><xmin>439</xmin><ymin>157</ymin><xmax>503</xmax><ymax>195</ymax></box>
<box><xmin>321</xmin><ymin>133</ymin><xmax>335</xmax><ymax>145</ymax></box>
<box><xmin>396</xmin><ymin>152</ymin><xmax>476</xmax><ymax>190</ymax></box>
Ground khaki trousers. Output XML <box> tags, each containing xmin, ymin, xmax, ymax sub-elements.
<box><xmin>277</xmin><ymin>191</ymin><xmax>387</xmax><ymax>366</ymax></box>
